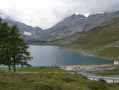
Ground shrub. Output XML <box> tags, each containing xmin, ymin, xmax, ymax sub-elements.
<box><xmin>99</xmin><ymin>79</ymin><xmax>107</xmax><ymax>83</ymax></box>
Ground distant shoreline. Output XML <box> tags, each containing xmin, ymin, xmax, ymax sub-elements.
<box><xmin>29</xmin><ymin>44</ymin><xmax>114</xmax><ymax>61</ymax></box>
<box><xmin>57</xmin><ymin>45</ymin><xmax>114</xmax><ymax>61</ymax></box>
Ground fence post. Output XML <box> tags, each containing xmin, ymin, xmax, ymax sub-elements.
<box><xmin>113</xmin><ymin>80</ymin><xmax>114</xmax><ymax>84</ymax></box>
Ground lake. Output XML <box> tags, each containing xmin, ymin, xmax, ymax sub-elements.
<box><xmin>28</xmin><ymin>45</ymin><xmax>113</xmax><ymax>66</ymax></box>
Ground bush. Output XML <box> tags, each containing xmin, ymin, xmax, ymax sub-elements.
<box><xmin>99</xmin><ymin>79</ymin><xmax>107</xmax><ymax>83</ymax></box>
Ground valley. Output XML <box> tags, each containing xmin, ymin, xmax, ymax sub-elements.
<box><xmin>1</xmin><ymin>1</ymin><xmax>119</xmax><ymax>90</ymax></box>
<box><xmin>3</xmin><ymin>10</ymin><xmax>119</xmax><ymax>60</ymax></box>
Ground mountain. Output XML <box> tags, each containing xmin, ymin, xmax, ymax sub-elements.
<box><xmin>1</xmin><ymin>10</ymin><xmax>119</xmax><ymax>42</ymax></box>
<box><xmin>3</xmin><ymin>18</ymin><xmax>44</xmax><ymax>40</ymax></box>
<box><xmin>39</xmin><ymin>10</ymin><xmax>119</xmax><ymax>41</ymax></box>
<box><xmin>60</xmin><ymin>18</ymin><xmax>119</xmax><ymax>59</ymax></box>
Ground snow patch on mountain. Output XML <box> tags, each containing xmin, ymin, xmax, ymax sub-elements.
<box><xmin>23</xmin><ymin>31</ymin><xmax>32</xmax><ymax>35</ymax></box>
<box><xmin>83</xmin><ymin>13</ymin><xmax>90</xmax><ymax>17</ymax></box>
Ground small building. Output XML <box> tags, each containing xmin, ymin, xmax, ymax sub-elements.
<box><xmin>114</xmin><ymin>59</ymin><xmax>119</xmax><ymax>65</ymax></box>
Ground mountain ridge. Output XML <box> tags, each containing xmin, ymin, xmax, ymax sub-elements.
<box><xmin>1</xmin><ymin>18</ymin><xmax>44</xmax><ymax>40</ymax></box>
<box><xmin>38</xmin><ymin>10</ymin><xmax>119</xmax><ymax>41</ymax></box>
<box><xmin>58</xmin><ymin>18</ymin><xmax>119</xmax><ymax>59</ymax></box>
<box><xmin>1</xmin><ymin>10</ymin><xmax>119</xmax><ymax>41</ymax></box>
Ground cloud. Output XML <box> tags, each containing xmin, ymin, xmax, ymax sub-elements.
<box><xmin>0</xmin><ymin>0</ymin><xmax>119</xmax><ymax>29</ymax></box>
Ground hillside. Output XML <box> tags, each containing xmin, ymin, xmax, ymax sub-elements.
<box><xmin>60</xmin><ymin>19</ymin><xmax>119</xmax><ymax>59</ymax></box>
<box><xmin>39</xmin><ymin>10</ymin><xmax>119</xmax><ymax>41</ymax></box>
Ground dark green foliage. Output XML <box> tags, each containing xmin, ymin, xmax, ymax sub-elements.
<box><xmin>0</xmin><ymin>17</ymin><xmax>32</xmax><ymax>72</ymax></box>
<box><xmin>9</xmin><ymin>25</ymin><xmax>32</xmax><ymax>72</ymax></box>
<box><xmin>0</xmin><ymin>22</ymin><xmax>12</xmax><ymax>71</ymax></box>
<box><xmin>0</xmin><ymin>17</ymin><xmax>2</xmax><ymax>23</ymax></box>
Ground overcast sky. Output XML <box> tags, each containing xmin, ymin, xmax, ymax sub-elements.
<box><xmin>0</xmin><ymin>0</ymin><xmax>119</xmax><ymax>29</ymax></box>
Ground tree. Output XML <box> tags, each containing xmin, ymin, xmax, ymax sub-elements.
<box><xmin>0</xmin><ymin>20</ymin><xmax>12</xmax><ymax>71</ymax></box>
<box><xmin>0</xmin><ymin>18</ymin><xmax>4</xmax><ymax>65</ymax></box>
<box><xmin>0</xmin><ymin>18</ymin><xmax>32</xmax><ymax>72</ymax></box>
<box><xmin>9</xmin><ymin>25</ymin><xmax>32</xmax><ymax>72</ymax></box>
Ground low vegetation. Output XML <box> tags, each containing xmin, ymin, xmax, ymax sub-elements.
<box><xmin>97</xmin><ymin>67</ymin><xmax>119</xmax><ymax>76</ymax></box>
<box><xmin>97</xmin><ymin>47</ymin><xmax>119</xmax><ymax>59</ymax></box>
<box><xmin>0</xmin><ymin>67</ymin><xmax>119</xmax><ymax>90</ymax></box>
<box><xmin>85</xmin><ymin>65</ymin><xmax>119</xmax><ymax>77</ymax></box>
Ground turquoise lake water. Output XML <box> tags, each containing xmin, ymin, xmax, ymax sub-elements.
<box><xmin>28</xmin><ymin>45</ymin><xmax>113</xmax><ymax>66</ymax></box>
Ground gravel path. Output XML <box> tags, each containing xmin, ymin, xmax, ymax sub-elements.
<box><xmin>60</xmin><ymin>64</ymin><xmax>119</xmax><ymax>83</ymax></box>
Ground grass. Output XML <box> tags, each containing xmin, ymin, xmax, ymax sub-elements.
<box><xmin>86</xmin><ymin>65</ymin><xmax>119</xmax><ymax>77</ymax></box>
<box><xmin>16</xmin><ymin>67</ymin><xmax>66</xmax><ymax>72</ymax></box>
<box><xmin>97</xmin><ymin>47</ymin><xmax>119</xmax><ymax>59</ymax></box>
<box><xmin>97</xmin><ymin>68</ymin><xmax>119</xmax><ymax>76</ymax></box>
<box><xmin>0</xmin><ymin>67</ymin><xmax>119</xmax><ymax>90</ymax></box>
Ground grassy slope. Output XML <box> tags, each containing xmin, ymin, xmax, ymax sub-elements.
<box><xmin>0</xmin><ymin>67</ymin><xmax>119</xmax><ymax>90</ymax></box>
<box><xmin>87</xmin><ymin>66</ymin><xmax>119</xmax><ymax>76</ymax></box>
<box><xmin>61</xmin><ymin>19</ymin><xmax>119</xmax><ymax>59</ymax></box>
<box><xmin>98</xmin><ymin>68</ymin><xmax>119</xmax><ymax>76</ymax></box>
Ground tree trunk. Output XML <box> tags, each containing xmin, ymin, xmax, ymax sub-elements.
<box><xmin>13</xmin><ymin>56</ymin><xmax>16</xmax><ymax>73</ymax></box>
<box><xmin>14</xmin><ymin>62</ymin><xmax>16</xmax><ymax>73</ymax></box>
<box><xmin>8</xmin><ymin>65</ymin><xmax>11</xmax><ymax>72</ymax></box>
<box><xmin>21</xmin><ymin>63</ymin><xmax>23</xmax><ymax>68</ymax></box>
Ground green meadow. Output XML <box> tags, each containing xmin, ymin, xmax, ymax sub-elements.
<box><xmin>0</xmin><ymin>67</ymin><xmax>119</xmax><ymax>90</ymax></box>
